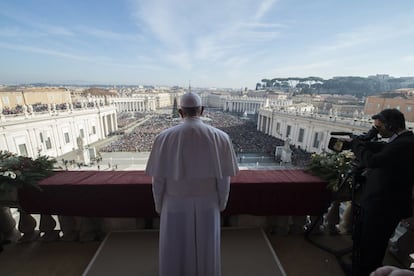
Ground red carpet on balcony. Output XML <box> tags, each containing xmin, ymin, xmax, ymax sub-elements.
<box><xmin>83</xmin><ymin>227</ymin><xmax>286</xmax><ymax>276</ymax></box>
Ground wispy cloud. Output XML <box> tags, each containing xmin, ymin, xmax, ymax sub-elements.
<box><xmin>0</xmin><ymin>9</ymin><xmax>75</xmax><ymax>38</ymax></box>
<box><xmin>0</xmin><ymin>42</ymin><xmax>89</xmax><ymax>61</ymax></box>
<box><xmin>36</xmin><ymin>23</ymin><xmax>75</xmax><ymax>37</ymax></box>
<box><xmin>254</xmin><ymin>0</ymin><xmax>277</xmax><ymax>20</ymax></box>
<box><xmin>313</xmin><ymin>15</ymin><xmax>414</xmax><ymax>54</ymax></box>
<box><xmin>75</xmin><ymin>26</ymin><xmax>143</xmax><ymax>42</ymax></box>
<box><xmin>0</xmin><ymin>26</ymin><xmax>22</xmax><ymax>36</ymax></box>
<box><xmin>129</xmin><ymin>0</ymin><xmax>282</xmax><ymax>70</ymax></box>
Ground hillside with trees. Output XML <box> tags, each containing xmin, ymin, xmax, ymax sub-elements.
<box><xmin>256</xmin><ymin>76</ymin><xmax>414</xmax><ymax>97</ymax></box>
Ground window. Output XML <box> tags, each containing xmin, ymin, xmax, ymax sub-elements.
<box><xmin>276</xmin><ymin>122</ymin><xmax>280</xmax><ymax>133</ymax></box>
<box><xmin>39</xmin><ymin>132</ymin><xmax>44</xmax><ymax>143</ymax></box>
<box><xmin>286</xmin><ymin>125</ymin><xmax>291</xmax><ymax>138</ymax></box>
<box><xmin>312</xmin><ymin>134</ymin><xmax>319</xmax><ymax>148</ymax></box>
<box><xmin>45</xmin><ymin>137</ymin><xmax>52</xmax><ymax>149</ymax></box>
<box><xmin>92</xmin><ymin>126</ymin><xmax>96</xmax><ymax>134</ymax></box>
<box><xmin>18</xmin><ymin>144</ymin><xmax>28</xmax><ymax>156</ymax></box>
<box><xmin>2</xmin><ymin>96</ymin><xmax>10</xmax><ymax>106</ymax></box>
<box><xmin>261</xmin><ymin>117</ymin><xmax>267</xmax><ymax>132</ymax></box>
<box><xmin>80</xmin><ymin>129</ymin><xmax>85</xmax><ymax>138</ymax></box>
<box><xmin>64</xmin><ymin>132</ymin><xmax>70</xmax><ymax>143</ymax></box>
<box><xmin>407</xmin><ymin>106</ymin><xmax>412</xmax><ymax>112</ymax></box>
<box><xmin>298</xmin><ymin>128</ymin><xmax>305</xmax><ymax>143</ymax></box>
<box><xmin>16</xmin><ymin>96</ymin><xmax>23</xmax><ymax>104</ymax></box>
<box><xmin>312</xmin><ymin>132</ymin><xmax>323</xmax><ymax>148</ymax></box>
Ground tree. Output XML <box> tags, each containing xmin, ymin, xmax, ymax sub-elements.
<box><xmin>261</xmin><ymin>79</ymin><xmax>273</xmax><ymax>88</ymax></box>
<box><xmin>172</xmin><ymin>97</ymin><xmax>179</xmax><ymax>118</ymax></box>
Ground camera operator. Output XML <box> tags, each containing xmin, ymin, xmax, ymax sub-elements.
<box><xmin>350</xmin><ymin>109</ymin><xmax>414</xmax><ymax>276</ymax></box>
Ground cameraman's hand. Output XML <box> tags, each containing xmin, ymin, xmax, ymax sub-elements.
<box><xmin>364</xmin><ymin>126</ymin><xmax>379</xmax><ymax>141</ymax></box>
<box><xmin>351</xmin><ymin>137</ymin><xmax>365</xmax><ymax>153</ymax></box>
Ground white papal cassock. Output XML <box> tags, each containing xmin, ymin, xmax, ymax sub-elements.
<box><xmin>146</xmin><ymin>116</ymin><xmax>239</xmax><ymax>276</ymax></box>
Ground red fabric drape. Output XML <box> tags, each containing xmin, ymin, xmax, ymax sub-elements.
<box><xmin>18</xmin><ymin>170</ymin><xmax>330</xmax><ymax>217</ymax></box>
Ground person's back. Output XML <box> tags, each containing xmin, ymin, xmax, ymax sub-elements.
<box><xmin>148</xmin><ymin>116</ymin><xmax>236</xmax><ymax>180</ymax></box>
<box><xmin>146</xmin><ymin>92</ymin><xmax>239</xmax><ymax>276</ymax></box>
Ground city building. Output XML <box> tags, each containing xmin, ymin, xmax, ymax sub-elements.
<box><xmin>0</xmin><ymin>87</ymin><xmax>71</xmax><ymax>112</ymax></box>
<box><xmin>0</xmin><ymin>97</ymin><xmax>117</xmax><ymax>159</ymax></box>
<box><xmin>257</xmin><ymin>107</ymin><xmax>372</xmax><ymax>154</ymax></box>
<box><xmin>364</xmin><ymin>89</ymin><xmax>414</xmax><ymax>122</ymax></box>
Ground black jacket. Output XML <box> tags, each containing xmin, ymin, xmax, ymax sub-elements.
<box><xmin>352</xmin><ymin>131</ymin><xmax>414</xmax><ymax>219</ymax></box>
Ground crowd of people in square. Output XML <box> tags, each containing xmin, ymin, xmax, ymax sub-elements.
<box><xmin>99</xmin><ymin>110</ymin><xmax>312</xmax><ymax>167</ymax></box>
<box><xmin>100</xmin><ymin>113</ymin><xmax>177</xmax><ymax>152</ymax></box>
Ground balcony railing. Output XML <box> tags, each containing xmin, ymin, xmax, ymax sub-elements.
<box><xmin>1</xmin><ymin>169</ymin><xmax>328</xmax><ymax>240</ymax></box>
<box><xmin>1</xmin><ymin>169</ymin><xmax>412</xmax><ymax>270</ymax></box>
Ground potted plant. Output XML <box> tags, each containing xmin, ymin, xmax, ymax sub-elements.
<box><xmin>305</xmin><ymin>150</ymin><xmax>356</xmax><ymax>234</ymax></box>
<box><xmin>0</xmin><ymin>150</ymin><xmax>57</xmax><ymax>205</ymax></box>
<box><xmin>306</xmin><ymin>150</ymin><xmax>356</xmax><ymax>197</ymax></box>
<box><xmin>0</xmin><ymin>151</ymin><xmax>56</xmax><ymax>246</ymax></box>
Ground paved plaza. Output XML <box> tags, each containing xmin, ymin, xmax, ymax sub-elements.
<box><xmin>59</xmin><ymin>150</ymin><xmax>291</xmax><ymax>171</ymax></box>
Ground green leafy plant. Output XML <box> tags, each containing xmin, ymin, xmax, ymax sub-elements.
<box><xmin>306</xmin><ymin>150</ymin><xmax>355</xmax><ymax>192</ymax></box>
<box><xmin>0</xmin><ymin>150</ymin><xmax>57</xmax><ymax>193</ymax></box>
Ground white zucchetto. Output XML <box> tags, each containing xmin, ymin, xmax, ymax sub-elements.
<box><xmin>180</xmin><ymin>92</ymin><xmax>202</xmax><ymax>108</ymax></box>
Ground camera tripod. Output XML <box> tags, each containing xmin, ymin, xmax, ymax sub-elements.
<box><xmin>305</xmin><ymin>162</ymin><xmax>364</xmax><ymax>275</ymax></box>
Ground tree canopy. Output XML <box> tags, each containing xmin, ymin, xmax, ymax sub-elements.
<box><xmin>255</xmin><ymin>76</ymin><xmax>414</xmax><ymax>97</ymax></box>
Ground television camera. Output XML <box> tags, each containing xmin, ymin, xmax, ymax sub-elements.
<box><xmin>328</xmin><ymin>126</ymin><xmax>379</xmax><ymax>152</ymax></box>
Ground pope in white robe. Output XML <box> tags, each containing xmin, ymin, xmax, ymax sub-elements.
<box><xmin>146</xmin><ymin>92</ymin><xmax>239</xmax><ymax>276</ymax></box>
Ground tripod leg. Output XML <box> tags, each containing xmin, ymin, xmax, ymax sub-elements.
<box><xmin>338</xmin><ymin>201</ymin><xmax>353</xmax><ymax>234</ymax></box>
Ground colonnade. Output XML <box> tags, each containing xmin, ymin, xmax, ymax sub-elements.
<box><xmin>111</xmin><ymin>97</ymin><xmax>156</xmax><ymax>112</ymax></box>
<box><xmin>224</xmin><ymin>100</ymin><xmax>263</xmax><ymax>113</ymax></box>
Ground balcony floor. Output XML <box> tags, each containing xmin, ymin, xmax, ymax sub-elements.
<box><xmin>0</xmin><ymin>227</ymin><xmax>403</xmax><ymax>276</ymax></box>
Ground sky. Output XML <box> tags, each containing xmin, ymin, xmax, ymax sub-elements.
<box><xmin>1</xmin><ymin>0</ymin><xmax>414</xmax><ymax>89</ymax></box>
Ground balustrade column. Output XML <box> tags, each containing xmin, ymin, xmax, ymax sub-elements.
<box><xmin>0</xmin><ymin>207</ymin><xmax>21</xmax><ymax>245</ymax></box>
<box><xmin>39</xmin><ymin>214</ymin><xmax>60</xmax><ymax>242</ymax></box>
<box><xmin>17</xmin><ymin>210</ymin><xmax>39</xmax><ymax>242</ymax></box>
